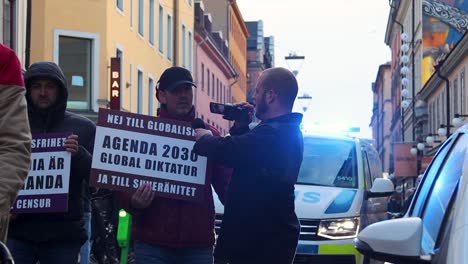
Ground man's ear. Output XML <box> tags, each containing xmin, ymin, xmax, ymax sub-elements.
<box><xmin>266</xmin><ymin>89</ymin><xmax>276</xmax><ymax>104</ymax></box>
<box><xmin>157</xmin><ymin>90</ymin><xmax>167</xmax><ymax>104</ymax></box>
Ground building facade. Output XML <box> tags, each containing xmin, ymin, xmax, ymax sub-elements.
<box><xmin>371</xmin><ymin>63</ymin><xmax>392</xmax><ymax>174</ymax></box>
<box><xmin>29</xmin><ymin>0</ymin><xmax>194</xmax><ymax>118</ymax></box>
<box><xmin>245</xmin><ymin>20</ymin><xmax>274</xmax><ymax>104</ymax></box>
<box><xmin>193</xmin><ymin>1</ymin><xmax>236</xmax><ymax>136</ymax></box>
<box><xmin>1</xmin><ymin>0</ymin><xmax>28</xmax><ymax>67</ymax></box>
<box><xmin>201</xmin><ymin>0</ymin><xmax>248</xmax><ymax>104</ymax></box>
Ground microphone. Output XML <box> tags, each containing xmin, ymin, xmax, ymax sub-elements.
<box><xmin>191</xmin><ymin>118</ymin><xmax>206</xmax><ymax>129</ymax></box>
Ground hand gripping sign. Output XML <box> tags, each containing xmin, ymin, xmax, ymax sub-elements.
<box><xmin>11</xmin><ymin>133</ymin><xmax>72</xmax><ymax>214</ymax></box>
<box><xmin>90</xmin><ymin>109</ymin><xmax>208</xmax><ymax>203</ymax></box>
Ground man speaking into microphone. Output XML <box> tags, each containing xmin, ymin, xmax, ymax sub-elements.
<box><xmin>193</xmin><ymin>67</ymin><xmax>304</xmax><ymax>264</ymax></box>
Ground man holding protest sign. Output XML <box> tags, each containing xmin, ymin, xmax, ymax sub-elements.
<box><xmin>193</xmin><ymin>67</ymin><xmax>304</xmax><ymax>264</ymax></box>
<box><xmin>118</xmin><ymin>67</ymin><xmax>231</xmax><ymax>264</ymax></box>
<box><xmin>7</xmin><ymin>61</ymin><xmax>96</xmax><ymax>264</ymax></box>
<box><xmin>0</xmin><ymin>44</ymin><xmax>31</xmax><ymax>243</ymax></box>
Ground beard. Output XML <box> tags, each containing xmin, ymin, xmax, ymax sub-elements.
<box><xmin>255</xmin><ymin>95</ymin><xmax>268</xmax><ymax>120</ymax></box>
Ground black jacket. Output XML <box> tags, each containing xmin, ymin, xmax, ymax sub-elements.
<box><xmin>8</xmin><ymin>62</ymin><xmax>96</xmax><ymax>245</ymax></box>
<box><xmin>194</xmin><ymin>113</ymin><xmax>304</xmax><ymax>264</ymax></box>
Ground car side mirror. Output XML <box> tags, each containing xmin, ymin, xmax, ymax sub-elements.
<box><xmin>354</xmin><ymin>217</ymin><xmax>429</xmax><ymax>263</ymax></box>
<box><xmin>367</xmin><ymin>178</ymin><xmax>394</xmax><ymax>198</ymax></box>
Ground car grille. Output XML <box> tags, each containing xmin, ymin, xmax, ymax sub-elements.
<box><xmin>294</xmin><ymin>254</ymin><xmax>356</xmax><ymax>264</ymax></box>
<box><xmin>215</xmin><ymin>217</ymin><xmax>325</xmax><ymax>241</ymax></box>
<box><xmin>299</xmin><ymin>219</ymin><xmax>323</xmax><ymax>241</ymax></box>
<box><xmin>215</xmin><ymin>213</ymin><xmax>223</xmax><ymax>235</ymax></box>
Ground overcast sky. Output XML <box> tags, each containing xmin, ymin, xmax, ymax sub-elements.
<box><xmin>236</xmin><ymin>0</ymin><xmax>392</xmax><ymax>138</ymax></box>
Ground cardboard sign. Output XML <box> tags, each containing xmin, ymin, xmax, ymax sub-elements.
<box><xmin>91</xmin><ymin>109</ymin><xmax>208</xmax><ymax>202</ymax></box>
<box><xmin>11</xmin><ymin>133</ymin><xmax>72</xmax><ymax>213</ymax></box>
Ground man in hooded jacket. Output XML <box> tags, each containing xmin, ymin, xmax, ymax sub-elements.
<box><xmin>0</xmin><ymin>44</ymin><xmax>31</xmax><ymax>244</ymax></box>
<box><xmin>7</xmin><ymin>61</ymin><xmax>96</xmax><ymax>264</ymax></box>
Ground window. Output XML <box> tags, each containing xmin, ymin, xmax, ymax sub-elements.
<box><xmin>297</xmin><ymin>137</ymin><xmax>358</xmax><ymax>188</ymax></box>
<box><xmin>453</xmin><ymin>78</ymin><xmax>458</xmax><ymax>116</ymax></box>
<box><xmin>211</xmin><ymin>73</ymin><xmax>214</xmax><ymax>99</ymax></box>
<box><xmin>58</xmin><ymin>36</ymin><xmax>93</xmax><ymax>110</ymax></box>
<box><xmin>129</xmin><ymin>64</ymin><xmax>133</xmax><ymax>110</ymax></box>
<box><xmin>138</xmin><ymin>0</ymin><xmax>144</xmax><ymax>36</ymax></box>
<box><xmin>182</xmin><ymin>24</ymin><xmax>186</xmax><ymax>67</ymax></box>
<box><xmin>461</xmin><ymin>69</ymin><xmax>465</xmax><ymax>115</ymax></box>
<box><xmin>149</xmin><ymin>0</ymin><xmax>154</xmax><ymax>45</ymax></box>
<box><xmin>3</xmin><ymin>0</ymin><xmax>16</xmax><ymax>49</ymax></box>
<box><xmin>130</xmin><ymin>0</ymin><xmax>133</xmax><ymax>28</ymax></box>
<box><xmin>207</xmin><ymin>69</ymin><xmax>210</xmax><ymax>95</ymax></box>
<box><xmin>201</xmin><ymin>63</ymin><xmax>205</xmax><ymax>91</ymax></box>
<box><xmin>116</xmin><ymin>0</ymin><xmax>124</xmax><ymax>11</ymax></box>
<box><xmin>167</xmin><ymin>14</ymin><xmax>172</xmax><ymax>60</ymax></box>
<box><xmin>419</xmin><ymin>134</ymin><xmax>467</xmax><ymax>254</ymax></box>
<box><xmin>148</xmin><ymin>77</ymin><xmax>154</xmax><ymax>115</ymax></box>
<box><xmin>137</xmin><ymin>69</ymin><xmax>143</xmax><ymax>114</ymax></box>
<box><xmin>188</xmin><ymin>31</ymin><xmax>192</xmax><ymax>71</ymax></box>
<box><xmin>158</xmin><ymin>5</ymin><xmax>164</xmax><ymax>53</ymax></box>
<box><xmin>216</xmin><ymin>78</ymin><xmax>219</xmax><ymax>102</ymax></box>
<box><xmin>362</xmin><ymin>151</ymin><xmax>373</xmax><ymax>190</ymax></box>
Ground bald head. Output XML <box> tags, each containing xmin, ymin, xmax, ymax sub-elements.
<box><xmin>257</xmin><ymin>67</ymin><xmax>298</xmax><ymax>110</ymax></box>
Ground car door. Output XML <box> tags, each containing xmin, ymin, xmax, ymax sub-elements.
<box><xmin>408</xmin><ymin>132</ymin><xmax>468</xmax><ymax>262</ymax></box>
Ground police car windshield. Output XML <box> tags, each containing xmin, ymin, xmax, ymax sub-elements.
<box><xmin>297</xmin><ymin>137</ymin><xmax>358</xmax><ymax>188</ymax></box>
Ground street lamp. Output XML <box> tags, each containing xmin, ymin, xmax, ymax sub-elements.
<box><xmin>285</xmin><ymin>52</ymin><xmax>305</xmax><ymax>77</ymax></box>
<box><xmin>452</xmin><ymin>113</ymin><xmax>468</xmax><ymax>127</ymax></box>
<box><xmin>297</xmin><ymin>93</ymin><xmax>312</xmax><ymax>113</ymax></box>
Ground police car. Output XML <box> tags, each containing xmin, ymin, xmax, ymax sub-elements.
<box><xmin>214</xmin><ymin>132</ymin><xmax>394</xmax><ymax>264</ymax></box>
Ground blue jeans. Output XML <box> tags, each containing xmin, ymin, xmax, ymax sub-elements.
<box><xmin>134</xmin><ymin>240</ymin><xmax>213</xmax><ymax>264</ymax></box>
<box><xmin>7</xmin><ymin>238</ymin><xmax>81</xmax><ymax>264</ymax></box>
<box><xmin>80</xmin><ymin>212</ymin><xmax>92</xmax><ymax>264</ymax></box>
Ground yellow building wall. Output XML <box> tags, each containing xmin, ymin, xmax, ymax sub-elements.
<box><xmin>30</xmin><ymin>0</ymin><xmax>194</xmax><ymax>117</ymax></box>
<box><xmin>228</xmin><ymin>4</ymin><xmax>248</xmax><ymax>103</ymax></box>
<box><xmin>106</xmin><ymin>0</ymin><xmax>173</xmax><ymax>115</ymax></box>
<box><xmin>174</xmin><ymin>0</ymin><xmax>195</xmax><ymax>69</ymax></box>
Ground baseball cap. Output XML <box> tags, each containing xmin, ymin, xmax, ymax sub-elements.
<box><xmin>156</xmin><ymin>67</ymin><xmax>197</xmax><ymax>91</ymax></box>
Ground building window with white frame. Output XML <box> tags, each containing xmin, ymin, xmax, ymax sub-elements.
<box><xmin>461</xmin><ymin>69</ymin><xmax>465</xmax><ymax>115</ymax></box>
<box><xmin>158</xmin><ymin>4</ymin><xmax>164</xmax><ymax>53</ymax></box>
<box><xmin>137</xmin><ymin>69</ymin><xmax>143</xmax><ymax>114</ymax></box>
<box><xmin>454</xmin><ymin>78</ymin><xmax>458</xmax><ymax>116</ymax></box>
<box><xmin>201</xmin><ymin>63</ymin><xmax>204</xmax><ymax>91</ymax></box>
<box><xmin>167</xmin><ymin>14</ymin><xmax>172</xmax><ymax>60</ymax></box>
<box><xmin>58</xmin><ymin>36</ymin><xmax>93</xmax><ymax>110</ymax></box>
<box><xmin>3</xmin><ymin>0</ymin><xmax>16</xmax><ymax>50</ymax></box>
<box><xmin>149</xmin><ymin>0</ymin><xmax>154</xmax><ymax>45</ymax></box>
<box><xmin>148</xmin><ymin>77</ymin><xmax>154</xmax><ymax>115</ymax></box>
<box><xmin>188</xmin><ymin>31</ymin><xmax>192</xmax><ymax>71</ymax></box>
<box><xmin>130</xmin><ymin>0</ymin><xmax>133</xmax><ymax>28</ymax></box>
<box><xmin>116</xmin><ymin>0</ymin><xmax>124</xmax><ymax>11</ymax></box>
<box><xmin>138</xmin><ymin>0</ymin><xmax>144</xmax><ymax>36</ymax></box>
<box><xmin>182</xmin><ymin>24</ymin><xmax>186</xmax><ymax>67</ymax></box>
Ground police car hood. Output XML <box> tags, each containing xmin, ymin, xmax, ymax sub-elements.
<box><xmin>294</xmin><ymin>184</ymin><xmax>361</xmax><ymax>219</ymax></box>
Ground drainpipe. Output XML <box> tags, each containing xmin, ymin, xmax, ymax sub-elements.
<box><xmin>194</xmin><ymin>35</ymin><xmax>209</xmax><ymax>110</ymax></box>
<box><xmin>437</xmin><ymin>69</ymin><xmax>451</xmax><ymax>137</ymax></box>
<box><xmin>388</xmin><ymin>0</ymin><xmax>405</xmax><ymax>141</ymax></box>
<box><xmin>25</xmin><ymin>0</ymin><xmax>32</xmax><ymax>69</ymax></box>
<box><xmin>173</xmin><ymin>0</ymin><xmax>178</xmax><ymax>66</ymax></box>
<box><xmin>411</xmin><ymin>0</ymin><xmax>416</xmax><ymax>142</ymax></box>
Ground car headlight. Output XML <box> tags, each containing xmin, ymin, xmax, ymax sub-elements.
<box><xmin>317</xmin><ymin>217</ymin><xmax>360</xmax><ymax>239</ymax></box>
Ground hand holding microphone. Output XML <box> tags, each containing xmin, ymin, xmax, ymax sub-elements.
<box><xmin>191</xmin><ymin>118</ymin><xmax>212</xmax><ymax>140</ymax></box>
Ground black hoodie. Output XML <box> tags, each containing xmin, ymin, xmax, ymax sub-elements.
<box><xmin>8</xmin><ymin>61</ymin><xmax>96</xmax><ymax>244</ymax></box>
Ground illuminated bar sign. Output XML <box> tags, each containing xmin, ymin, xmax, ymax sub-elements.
<box><xmin>110</xmin><ymin>57</ymin><xmax>121</xmax><ymax>110</ymax></box>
